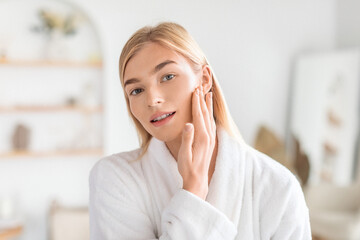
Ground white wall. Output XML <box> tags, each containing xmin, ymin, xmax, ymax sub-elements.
<box><xmin>337</xmin><ymin>0</ymin><xmax>360</xmax><ymax>47</ymax></box>
<box><xmin>78</xmin><ymin>0</ymin><xmax>336</xmax><ymax>153</ymax></box>
<box><xmin>0</xmin><ymin>1</ymin><xmax>336</xmax><ymax>240</ymax></box>
<box><xmin>336</xmin><ymin>0</ymin><xmax>360</xmax><ymax>182</ymax></box>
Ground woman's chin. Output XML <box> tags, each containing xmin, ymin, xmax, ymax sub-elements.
<box><xmin>151</xmin><ymin>128</ymin><xmax>182</xmax><ymax>143</ymax></box>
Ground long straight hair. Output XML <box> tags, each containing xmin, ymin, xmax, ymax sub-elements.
<box><xmin>119</xmin><ymin>22</ymin><xmax>244</xmax><ymax>159</ymax></box>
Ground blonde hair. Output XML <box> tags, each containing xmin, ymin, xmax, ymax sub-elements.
<box><xmin>119</xmin><ymin>22</ymin><xmax>244</xmax><ymax>159</ymax></box>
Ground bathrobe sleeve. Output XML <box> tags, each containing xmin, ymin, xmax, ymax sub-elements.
<box><xmin>258</xmin><ymin>170</ymin><xmax>312</xmax><ymax>240</ymax></box>
<box><xmin>89</xmin><ymin>158</ymin><xmax>237</xmax><ymax>240</ymax></box>
<box><xmin>270</xmin><ymin>178</ymin><xmax>311</xmax><ymax>239</ymax></box>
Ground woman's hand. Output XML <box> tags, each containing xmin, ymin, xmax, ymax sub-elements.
<box><xmin>177</xmin><ymin>85</ymin><xmax>216</xmax><ymax>200</ymax></box>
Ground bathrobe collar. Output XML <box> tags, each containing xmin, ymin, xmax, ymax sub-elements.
<box><xmin>147</xmin><ymin>125</ymin><xmax>246</xmax><ymax>208</ymax></box>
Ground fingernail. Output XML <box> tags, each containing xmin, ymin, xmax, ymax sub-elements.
<box><xmin>208</xmin><ymin>92</ymin><xmax>212</xmax><ymax>99</ymax></box>
<box><xmin>185</xmin><ymin>123</ymin><xmax>192</xmax><ymax>132</ymax></box>
<box><xmin>196</xmin><ymin>88</ymin><xmax>199</xmax><ymax>95</ymax></box>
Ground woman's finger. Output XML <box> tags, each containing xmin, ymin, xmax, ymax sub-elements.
<box><xmin>199</xmin><ymin>86</ymin><xmax>211</xmax><ymax>134</ymax></box>
<box><xmin>178</xmin><ymin>123</ymin><xmax>194</xmax><ymax>164</ymax></box>
<box><xmin>206</xmin><ymin>92</ymin><xmax>215</xmax><ymax>132</ymax></box>
<box><xmin>192</xmin><ymin>87</ymin><xmax>206</xmax><ymax>138</ymax></box>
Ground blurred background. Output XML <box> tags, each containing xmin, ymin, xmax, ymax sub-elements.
<box><xmin>0</xmin><ymin>0</ymin><xmax>359</xmax><ymax>239</ymax></box>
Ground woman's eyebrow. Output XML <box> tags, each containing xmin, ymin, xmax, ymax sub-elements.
<box><xmin>124</xmin><ymin>78</ymin><xmax>140</xmax><ymax>88</ymax></box>
<box><xmin>152</xmin><ymin>60</ymin><xmax>177</xmax><ymax>74</ymax></box>
<box><xmin>124</xmin><ymin>60</ymin><xmax>177</xmax><ymax>88</ymax></box>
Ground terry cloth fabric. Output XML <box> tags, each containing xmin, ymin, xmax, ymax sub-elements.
<box><xmin>89</xmin><ymin>126</ymin><xmax>311</xmax><ymax>239</ymax></box>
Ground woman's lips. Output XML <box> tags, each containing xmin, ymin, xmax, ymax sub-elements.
<box><xmin>150</xmin><ymin>112</ymin><xmax>176</xmax><ymax>127</ymax></box>
<box><xmin>150</xmin><ymin>111</ymin><xmax>175</xmax><ymax>122</ymax></box>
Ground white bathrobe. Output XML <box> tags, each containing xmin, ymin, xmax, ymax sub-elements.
<box><xmin>89</xmin><ymin>126</ymin><xmax>311</xmax><ymax>239</ymax></box>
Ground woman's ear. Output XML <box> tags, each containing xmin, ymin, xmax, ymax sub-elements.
<box><xmin>201</xmin><ymin>65</ymin><xmax>213</xmax><ymax>94</ymax></box>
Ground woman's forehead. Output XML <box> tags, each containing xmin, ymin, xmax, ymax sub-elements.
<box><xmin>124</xmin><ymin>42</ymin><xmax>189</xmax><ymax>80</ymax></box>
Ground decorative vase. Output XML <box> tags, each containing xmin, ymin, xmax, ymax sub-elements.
<box><xmin>12</xmin><ymin>124</ymin><xmax>30</xmax><ymax>151</ymax></box>
<box><xmin>43</xmin><ymin>30</ymin><xmax>69</xmax><ymax>61</ymax></box>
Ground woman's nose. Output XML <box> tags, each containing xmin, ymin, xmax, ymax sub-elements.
<box><xmin>146</xmin><ymin>88</ymin><xmax>164</xmax><ymax>107</ymax></box>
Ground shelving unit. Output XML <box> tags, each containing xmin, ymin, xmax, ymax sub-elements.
<box><xmin>0</xmin><ymin>149</ymin><xmax>103</xmax><ymax>158</ymax></box>
<box><xmin>0</xmin><ymin>0</ymin><xmax>105</xmax><ymax>161</ymax></box>
<box><xmin>0</xmin><ymin>59</ymin><xmax>102</xmax><ymax>68</ymax></box>
<box><xmin>0</xmin><ymin>2</ymin><xmax>105</xmax><ymax>240</ymax></box>
<box><xmin>0</xmin><ymin>60</ymin><xmax>104</xmax><ymax>159</ymax></box>
<box><xmin>0</xmin><ymin>105</ymin><xmax>103</xmax><ymax>113</ymax></box>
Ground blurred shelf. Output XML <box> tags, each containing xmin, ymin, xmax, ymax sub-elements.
<box><xmin>0</xmin><ymin>149</ymin><xmax>103</xmax><ymax>158</ymax></box>
<box><xmin>0</xmin><ymin>225</ymin><xmax>23</xmax><ymax>240</ymax></box>
<box><xmin>0</xmin><ymin>105</ymin><xmax>103</xmax><ymax>113</ymax></box>
<box><xmin>0</xmin><ymin>59</ymin><xmax>103</xmax><ymax>68</ymax></box>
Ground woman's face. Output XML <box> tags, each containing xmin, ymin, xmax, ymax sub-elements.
<box><xmin>123</xmin><ymin>42</ymin><xmax>201</xmax><ymax>142</ymax></box>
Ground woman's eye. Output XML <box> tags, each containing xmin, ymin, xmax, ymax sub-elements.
<box><xmin>162</xmin><ymin>74</ymin><xmax>175</xmax><ymax>82</ymax></box>
<box><xmin>130</xmin><ymin>88</ymin><xmax>143</xmax><ymax>96</ymax></box>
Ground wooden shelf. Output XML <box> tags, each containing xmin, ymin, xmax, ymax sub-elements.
<box><xmin>0</xmin><ymin>105</ymin><xmax>103</xmax><ymax>113</ymax></box>
<box><xmin>0</xmin><ymin>225</ymin><xmax>23</xmax><ymax>240</ymax></box>
<box><xmin>0</xmin><ymin>59</ymin><xmax>103</xmax><ymax>68</ymax></box>
<box><xmin>0</xmin><ymin>149</ymin><xmax>103</xmax><ymax>158</ymax></box>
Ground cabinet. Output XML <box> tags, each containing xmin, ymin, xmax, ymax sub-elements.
<box><xmin>0</xmin><ymin>60</ymin><xmax>104</xmax><ymax>159</ymax></box>
<box><xmin>289</xmin><ymin>49</ymin><xmax>360</xmax><ymax>186</ymax></box>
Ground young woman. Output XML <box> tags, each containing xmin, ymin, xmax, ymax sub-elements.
<box><xmin>89</xmin><ymin>22</ymin><xmax>311</xmax><ymax>239</ymax></box>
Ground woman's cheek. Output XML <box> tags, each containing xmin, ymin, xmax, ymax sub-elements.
<box><xmin>181</xmin><ymin>91</ymin><xmax>193</xmax><ymax>121</ymax></box>
<box><xmin>129</xmin><ymin>99</ymin><xmax>141</xmax><ymax>122</ymax></box>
